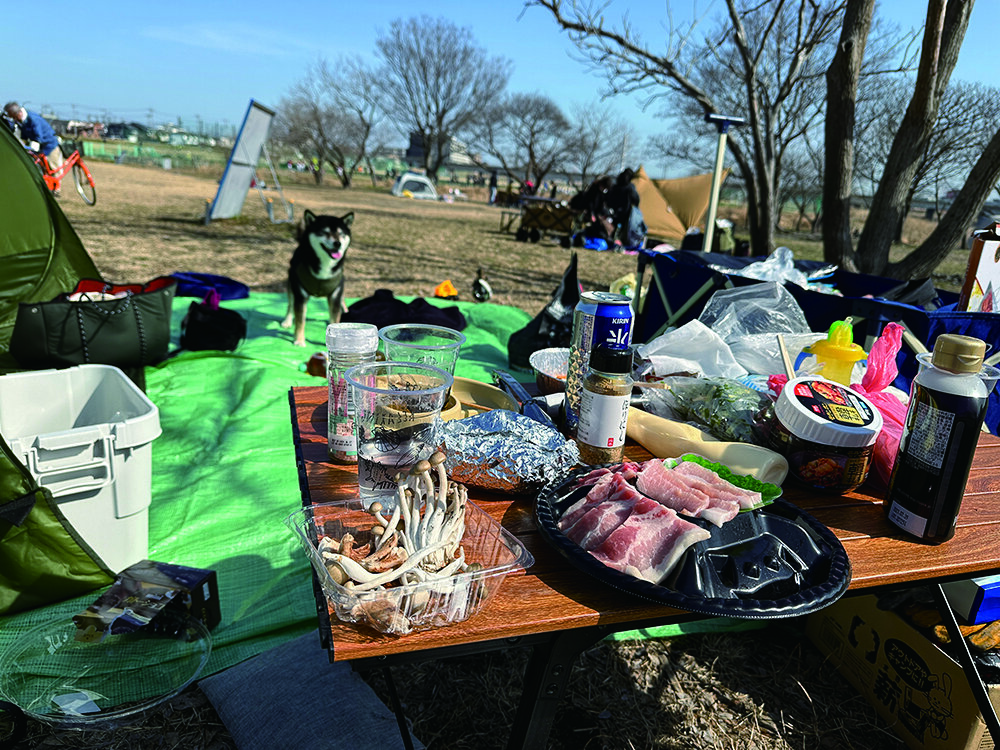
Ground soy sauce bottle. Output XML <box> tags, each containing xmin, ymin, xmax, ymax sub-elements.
<box><xmin>885</xmin><ymin>334</ymin><xmax>989</xmax><ymax>543</ymax></box>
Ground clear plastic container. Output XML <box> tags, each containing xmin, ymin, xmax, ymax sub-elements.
<box><xmin>286</xmin><ymin>498</ymin><xmax>534</xmax><ymax>636</ymax></box>
<box><xmin>326</xmin><ymin>323</ymin><xmax>379</xmax><ymax>463</ymax></box>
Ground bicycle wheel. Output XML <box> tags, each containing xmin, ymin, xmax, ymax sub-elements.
<box><xmin>73</xmin><ymin>162</ymin><xmax>96</xmax><ymax>205</ymax></box>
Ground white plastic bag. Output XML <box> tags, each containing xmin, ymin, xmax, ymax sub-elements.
<box><xmin>698</xmin><ymin>282</ymin><xmax>811</xmax><ymax>342</ymax></box>
<box><xmin>636</xmin><ymin>320</ymin><xmax>747</xmax><ymax>379</ymax></box>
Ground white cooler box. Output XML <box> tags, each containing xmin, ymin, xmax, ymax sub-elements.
<box><xmin>0</xmin><ymin>365</ymin><xmax>161</xmax><ymax>573</ymax></box>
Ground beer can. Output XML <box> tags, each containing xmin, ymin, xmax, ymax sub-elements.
<box><xmin>564</xmin><ymin>291</ymin><xmax>634</xmax><ymax>433</ymax></box>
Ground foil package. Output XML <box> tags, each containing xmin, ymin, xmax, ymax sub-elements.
<box><xmin>441</xmin><ymin>410</ymin><xmax>580</xmax><ymax>493</ymax></box>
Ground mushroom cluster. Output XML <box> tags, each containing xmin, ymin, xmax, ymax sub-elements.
<box><xmin>318</xmin><ymin>450</ymin><xmax>470</xmax><ymax>594</ymax></box>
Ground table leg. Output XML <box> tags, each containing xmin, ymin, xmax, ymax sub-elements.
<box><xmin>505</xmin><ymin>627</ymin><xmax>608</xmax><ymax>750</ymax></box>
<box><xmin>931</xmin><ymin>583</ymin><xmax>1000</xmax><ymax>744</ymax></box>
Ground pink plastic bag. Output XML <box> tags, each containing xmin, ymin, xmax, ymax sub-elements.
<box><xmin>850</xmin><ymin>322</ymin><xmax>908</xmax><ymax>488</ymax></box>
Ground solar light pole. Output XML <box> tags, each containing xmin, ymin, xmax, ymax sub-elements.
<box><xmin>703</xmin><ymin>113</ymin><xmax>746</xmax><ymax>253</ymax></box>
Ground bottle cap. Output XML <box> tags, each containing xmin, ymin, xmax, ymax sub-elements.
<box><xmin>804</xmin><ymin>320</ymin><xmax>866</xmax><ymax>385</ymax></box>
<box><xmin>589</xmin><ymin>345</ymin><xmax>632</xmax><ymax>375</ymax></box>
<box><xmin>931</xmin><ymin>334</ymin><xmax>986</xmax><ymax>374</ymax></box>
<box><xmin>326</xmin><ymin>323</ymin><xmax>379</xmax><ymax>353</ymax></box>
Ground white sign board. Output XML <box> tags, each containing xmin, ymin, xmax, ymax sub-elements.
<box><xmin>207</xmin><ymin>99</ymin><xmax>275</xmax><ymax>221</ymax></box>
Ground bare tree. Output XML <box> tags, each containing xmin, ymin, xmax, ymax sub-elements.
<box><xmin>564</xmin><ymin>103</ymin><xmax>636</xmax><ymax>188</ymax></box>
<box><xmin>374</xmin><ymin>16</ymin><xmax>511</xmax><ymax>180</ymax></box>
<box><xmin>278</xmin><ymin>58</ymin><xmax>385</xmax><ymax>187</ymax></box>
<box><xmin>824</xmin><ymin>0</ymin><xmax>990</xmax><ymax>277</ymax></box>
<box><xmin>532</xmin><ymin>0</ymin><xmax>845</xmax><ymax>255</ymax></box>
<box><xmin>471</xmin><ymin>93</ymin><xmax>571</xmax><ymax>189</ymax></box>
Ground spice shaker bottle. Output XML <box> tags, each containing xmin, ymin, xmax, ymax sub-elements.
<box><xmin>577</xmin><ymin>345</ymin><xmax>633</xmax><ymax>465</ymax></box>
<box><xmin>326</xmin><ymin>323</ymin><xmax>379</xmax><ymax>463</ymax></box>
<box><xmin>885</xmin><ymin>334</ymin><xmax>989</xmax><ymax>543</ymax></box>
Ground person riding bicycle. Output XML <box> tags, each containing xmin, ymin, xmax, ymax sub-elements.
<box><xmin>4</xmin><ymin>101</ymin><xmax>63</xmax><ymax>171</ymax></box>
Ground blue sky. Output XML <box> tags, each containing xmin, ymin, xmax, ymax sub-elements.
<box><xmin>2</xmin><ymin>1</ymin><xmax>994</xmax><ymax>168</ymax></box>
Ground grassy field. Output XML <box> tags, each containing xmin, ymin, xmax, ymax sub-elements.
<box><xmin>11</xmin><ymin>160</ymin><xmax>933</xmax><ymax>750</ymax></box>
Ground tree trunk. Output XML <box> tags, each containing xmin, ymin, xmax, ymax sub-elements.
<box><xmin>855</xmin><ymin>0</ymin><xmax>973</xmax><ymax>275</ymax></box>
<box><xmin>822</xmin><ymin>0</ymin><xmax>875</xmax><ymax>271</ymax></box>
<box><xmin>891</xmin><ymin>126</ymin><xmax>1000</xmax><ymax>279</ymax></box>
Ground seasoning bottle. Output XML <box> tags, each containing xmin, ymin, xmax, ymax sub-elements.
<box><xmin>326</xmin><ymin>323</ymin><xmax>379</xmax><ymax>463</ymax></box>
<box><xmin>576</xmin><ymin>345</ymin><xmax>633</xmax><ymax>465</ymax></box>
<box><xmin>885</xmin><ymin>334</ymin><xmax>989</xmax><ymax>543</ymax></box>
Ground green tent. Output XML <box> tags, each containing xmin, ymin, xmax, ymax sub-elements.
<box><xmin>0</xmin><ymin>124</ymin><xmax>99</xmax><ymax>369</ymax></box>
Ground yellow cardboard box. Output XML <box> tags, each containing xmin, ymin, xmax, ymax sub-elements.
<box><xmin>807</xmin><ymin>594</ymin><xmax>1000</xmax><ymax>750</ymax></box>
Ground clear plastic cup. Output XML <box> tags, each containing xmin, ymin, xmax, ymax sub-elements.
<box><xmin>378</xmin><ymin>324</ymin><xmax>466</xmax><ymax>377</ymax></box>
<box><xmin>345</xmin><ymin>361</ymin><xmax>452</xmax><ymax>505</ymax></box>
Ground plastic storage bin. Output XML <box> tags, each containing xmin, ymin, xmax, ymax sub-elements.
<box><xmin>0</xmin><ymin>365</ymin><xmax>161</xmax><ymax>573</ymax></box>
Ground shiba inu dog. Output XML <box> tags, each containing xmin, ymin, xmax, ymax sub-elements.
<box><xmin>281</xmin><ymin>210</ymin><xmax>354</xmax><ymax>346</ymax></box>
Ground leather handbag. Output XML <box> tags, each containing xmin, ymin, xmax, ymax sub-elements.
<box><xmin>9</xmin><ymin>276</ymin><xmax>176</xmax><ymax>369</ymax></box>
<box><xmin>180</xmin><ymin>288</ymin><xmax>246</xmax><ymax>351</ymax></box>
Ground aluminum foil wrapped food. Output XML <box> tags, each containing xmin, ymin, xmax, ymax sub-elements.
<box><xmin>440</xmin><ymin>409</ymin><xmax>580</xmax><ymax>494</ymax></box>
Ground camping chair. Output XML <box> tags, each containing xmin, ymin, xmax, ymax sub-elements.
<box><xmin>634</xmin><ymin>250</ymin><xmax>1000</xmax><ymax>434</ymax></box>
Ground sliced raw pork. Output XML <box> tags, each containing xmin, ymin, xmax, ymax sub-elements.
<box><xmin>558</xmin><ymin>472</ymin><xmax>639</xmax><ymax>532</ymax></box>
<box><xmin>589</xmin><ymin>498</ymin><xmax>711</xmax><ymax>584</ymax></box>
<box><xmin>636</xmin><ymin>459</ymin><xmax>738</xmax><ymax>527</ymax></box>
<box><xmin>673</xmin><ymin>460</ymin><xmax>763</xmax><ymax>509</ymax></box>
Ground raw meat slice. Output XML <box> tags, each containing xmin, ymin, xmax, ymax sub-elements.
<box><xmin>564</xmin><ymin>497</ymin><xmax>636</xmax><ymax>549</ymax></box>
<box><xmin>558</xmin><ymin>472</ymin><xmax>637</xmax><ymax>531</ymax></box>
<box><xmin>590</xmin><ymin>501</ymin><xmax>710</xmax><ymax>584</ymax></box>
<box><xmin>635</xmin><ymin>460</ymin><xmax>711</xmax><ymax>516</ymax></box>
<box><xmin>673</xmin><ymin>460</ymin><xmax>763</xmax><ymax>508</ymax></box>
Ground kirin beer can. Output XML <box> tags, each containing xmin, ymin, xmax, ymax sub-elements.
<box><xmin>564</xmin><ymin>291</ymin><xmax>634</xmax><ymax>433</ymax></box>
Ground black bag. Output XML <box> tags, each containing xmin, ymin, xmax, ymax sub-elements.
<box><xmin>180</xmin><ymin>289</ymin><xmax>247</xmax><ymax>351</ymax></box>
<box><xmin>507</xmin><ymin>252</ymin><xmax>581</xmax><ymax>370</ymax></box>
<box><xmin>9</xmin><ymin>276</ymin><xmax>176</xmax><ymax>370</ymax></box>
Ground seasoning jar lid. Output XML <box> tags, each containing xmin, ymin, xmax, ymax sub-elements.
<box><xmin>931</xmin><ymin>334</ymin><xmax>986</xmax><ymax>374</ymax></box>
<box><xmin>589</xmin><ymin>345</ymin><xmax>632</xmax><ymax>375</ymax></box>
<box><xmin>326</xmin><ymin>323</ymin><xmax>379</xmax><ymax>353</ymax></box>
<box><xmin>773</xmin><ymin>377</ymin><xmax>882</xmax><ymax>448</ymax></box>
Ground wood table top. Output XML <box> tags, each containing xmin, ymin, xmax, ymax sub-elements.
<box><xmin>289</xmin><ymin>385</ymin><xmax>1000</xmax><ymax>662</ymax></box>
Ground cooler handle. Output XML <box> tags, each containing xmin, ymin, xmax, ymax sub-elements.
<box><xmin>25</xmin><ymin>433</ymin><xmax>115</xmax><ymax>496</ymax></box>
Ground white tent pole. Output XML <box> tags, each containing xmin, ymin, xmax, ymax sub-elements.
<box><xmin>703</xmin><ymin>114</ymin><xmax>746</xmax><ymax>252</ymax></box>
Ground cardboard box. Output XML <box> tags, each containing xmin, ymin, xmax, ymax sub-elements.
<box><xmin>74</xmin><ymin>560</ymin><xmax>220</xmax><ymax>638</ymax></box>
<box><xmin>807</xmin><ymin>594</ymin><xmax>1000</xmax><ymax>750</ymax></box>
<box><xmin>959</xmin><ymin>224</ymin><xmax>1000</xmax><ymax>312</ymax></box>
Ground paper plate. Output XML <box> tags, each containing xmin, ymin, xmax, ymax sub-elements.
<box><xmin>536</xmin><ymin>463</ymin><xmax>851</xmax><ymax>619</ymax></box>
<box><xmin>0</xmin><ymin>612</ymin><xmax>211</xmax><ymax>728</ymax></box>
<box><xmin>440</xmin><ymin>377</ymin><xmax>518</xmax><ymax>421</ymax></box>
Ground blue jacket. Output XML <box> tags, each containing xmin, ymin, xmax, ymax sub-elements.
<box><xmin>18</xmin><ymin>110</ymin><xmax>59</xmax><ymax>154</ymax></box>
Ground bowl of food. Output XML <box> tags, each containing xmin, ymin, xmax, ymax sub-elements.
<box><xmin>529</xmin><ymin>347</ymin><xmax>570</xmax><ymax>395</ymax></box>
<box><xmin>285</xmin><ymin>458</ymin><xmax>534</xmax><ymax>636</ymax></box>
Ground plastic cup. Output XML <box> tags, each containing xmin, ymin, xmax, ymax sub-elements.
<box><xmin>345</xmin><ymin>361</ymin><xmax>452</xmax><ymax>505</ymax></box>
<box><xmin>378</xmin><ymin>324</ymin><xmax>466</xmax><ymax>377</ymax></box>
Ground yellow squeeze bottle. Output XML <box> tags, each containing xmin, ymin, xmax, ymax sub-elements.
<box><xmin>804</xmin><ymin>320</ymin><xmax>867</xmax><ymax>385</ymax></box>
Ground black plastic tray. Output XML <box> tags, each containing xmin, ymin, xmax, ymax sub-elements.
<box><xmin>536</xmin><ymin>464</ymin><xmax>852</xmax><ymax>619</ymax></box>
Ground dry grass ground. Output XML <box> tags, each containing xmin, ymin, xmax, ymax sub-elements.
<box><xmin>6</xmin><ymin>161</ymin><xmax>933</xmax><ymax>749</ymax></box>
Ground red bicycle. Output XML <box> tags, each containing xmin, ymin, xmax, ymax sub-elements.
<box><xmin>31</xmin><ymin>142</ymin><xmax>97</xmax><ymax>205</ymax></box>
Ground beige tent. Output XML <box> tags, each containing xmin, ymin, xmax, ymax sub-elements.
<box><xmin>632</xmin><ymin>165</ymin><xmax>726</xmax><ymax>244</ymax></box>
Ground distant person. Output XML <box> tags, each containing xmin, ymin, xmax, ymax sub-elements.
<box><xmin>488</xmin><ymin>169</ymin><xmax>498</xmax><ymax>205</ymax></box>
<box><xmin>4</xmin><ymin>101</ymin><xmax>63</xmax><ymax>171</ymax></box>
<box><xmin>550</xmin><ymin>181</ymin><xmax>558</xmax><ymax>200</ymax></box>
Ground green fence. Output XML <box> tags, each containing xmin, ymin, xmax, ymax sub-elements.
<box><xmin>79</xmin><ymin>140</ymin><xmax>230</xmax><ymax>171</ymax></box>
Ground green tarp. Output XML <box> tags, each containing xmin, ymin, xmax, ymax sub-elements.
<box><xmin>0</xmin><ymin>292</ymin><xmax>531</xmax><ymax>684</ymax></box>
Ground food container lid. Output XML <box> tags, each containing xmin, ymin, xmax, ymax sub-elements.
<box><xmin>931</xmin><ymin>334</ymin><xmax>986</xmax><ymax>374</ymax></box>
<box><xmin>589</xmin><ymin>345</ymin><xmax>632</xmax><ymax>374</ymax></box>
<box><xmin>774</xmin><ymin>377</ymin><xmax>882</xmax><ymax>448</ymax></box>
<box><xmin>326</xmin><ymin>323</ymin><xmax>378</xmax><ymax>353</ymax></box>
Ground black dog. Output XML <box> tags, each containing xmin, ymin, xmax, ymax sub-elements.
<box><xmin>281</xmin><ymin>209</ymin><xmax>353</xmax><ymax>346</ymax></box>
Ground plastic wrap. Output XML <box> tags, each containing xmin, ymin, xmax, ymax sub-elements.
<box><xmin>639</xmin><ymin>376</ymin><xmax>772</xmax><ymax>444</ymax></box>
<box><xmin>440</xmin><ymin>410</ymin><xmax>580</xmax><ymax>493</ymax></box>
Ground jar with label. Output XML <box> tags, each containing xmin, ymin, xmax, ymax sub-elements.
<box><xmin>885</xmin><ymin>334</ymin><xmax>988</xmax><ymax>543</ymax></box>
<box><xmin>326</xmin><ymin>323</ymin><xmax>379</xmax><ymax>463</ymax></box>
<box><xmin>768</xmin><ymin>376</ymin><xmax>882</xmax><ymax>493</ymax></box>
<box><xmin>577</xmin><ymin>345</ymin><xmax>633</xmax><ymax>465</ymax></box>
